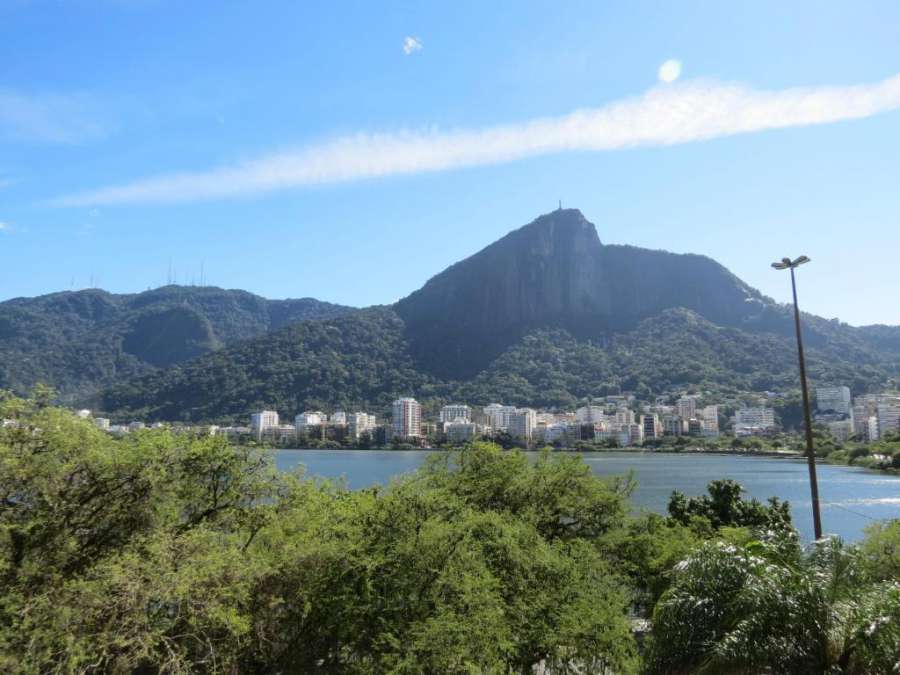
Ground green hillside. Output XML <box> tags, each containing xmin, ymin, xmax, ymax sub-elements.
<box><xmin>0</xmin><ymin>285</ymin><xmax>351</xmax><ymax>401</ymax></box>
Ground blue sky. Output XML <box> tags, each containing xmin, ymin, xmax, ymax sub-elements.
<box><xmin>2</xmin><ymin>1</ymin><xmax>900</xmax><ymax>325</ymax></box>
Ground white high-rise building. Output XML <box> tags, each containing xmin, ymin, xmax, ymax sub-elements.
<box><xmin>699</xmin><ymin>405</ymin><xmax>718</xmax><ymax>421</ymax></box>
<box><xmin>540</xmin><ymin>422</ymin><xmax>569</xmax><ymax>444</ymax></box>
<box><xmin>734</xmin><ymin>407</ymin><xmax>775</xmax><ymax>434</ymax></box>
<box><xmin>250</xmin><ymin>410</ymin><xmax>279</xmax><ymax>438</ymax></box>
<box><xmin>348</xmin><ymin>412</ymin><xmax>377</xmax><ymax>439</ymax></box>
<box><xmin>440</xmin><ymin>404</ymin><xmax>471</xmax><ymax>424</ymax></box>
<box><xmin>483</xmin><ymin>403</ymin><xmax>518</xmax><ymax>431</ymax></box>
<box><xmin>272</xmin><ymin>424</ymin><xmax>297</xmax><ymax>441</ymax></box>
<box><xmin>330</xmin><ymin>411</ymin><xmax>347</xmax><ymax>426</ymax></box>
<box><xmin>614</xmin><ymin>408</ymin><xmax>635</xmax><ymax>428</ymax></box>
<box><xmin>663</xmin><ymin>416</ymin><xmax>686</xmax><ymax>436</ymax></box>
<box><xmin>508</xmin><ymin>408</ymin><xmax>537</xmax><ymax>441</ymax></box>
<box><xmin>861</xmin><ymin>415</ymin><xmax>879</xmax><ymax>442</ymax></box>
<box><xmin>628</xmin><ymin>422</ymin><xmax>645</xmax><ymax>446</ymax></box>
<box><xmin>698</xmin><ymin>405</ymin><xmax>720</xmax><ymax>436</ymax></box>
<box><xmin>393</xmin><ymin>398</ymin><xmax>422</xmax><ymax>439</ymax></box>
<box><xmin>445</xmin><ymin>419</ymin><xmax>478</xmax><ymax>444</ymax></box>
<box><xmin>676</xmin><ymin>396</ymin><xmax>697</xmax><ymax>420</ymax></box>
<box><xmin>853</xmin><ymin>395</ymin><xmax>881</xmax><ymax>440</ymax></box>
<box><xmin>294</xmin><ymin>411</ymin><xmax>326</xmax><ymax>431</ymax></box>
<box><xmin>816</xmin><ymin>386</ymin><xmax>852</xmax><ymax>416</ymax></box>
<box><xmin>877</xmin><ymin>398</ymin><xmax>900</xmax><ymax>439</ymax></box>
<box><xmin>641</xmin><ymin>414</ymin><xmax>661</xmax><ymax>439</ymax></box>
<box><xmin>575</xmin><ymin>405</ymin><xmax>606</xmax><ymax>425</ymax></box>
<box><xmin>93</xmin><ymin>417</ymin><xmax>110</xmax><ymax>431</ymax></box>
<box><xmin>617</xmin><ymin>423</ymin><xmax>644</xmax><ymax>447</ymax></box>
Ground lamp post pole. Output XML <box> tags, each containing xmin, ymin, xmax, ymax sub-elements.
<box><xmin>773</xmin><ymin>256</ymin><xmax>823</xmax><ymax>540</ymax></box>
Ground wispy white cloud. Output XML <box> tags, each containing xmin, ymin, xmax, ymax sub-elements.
<box><xmin>0</xmin><ymin>221</ymin><xmax>11</xmax><ymax>233</ymax></box>
<box><xmin>0</xmin><ymin>89</ymin><xmax>104</xmax><ymax>143</ymax></box>
<box><xmin>402</xmin><ymin>36</ymin><xmax>422</xmax><ymax>55</ymax></box>
<box><xmin>53</xmin><ymin>72</ymin><xmax>900</xmax><ymax>206</ymax></box>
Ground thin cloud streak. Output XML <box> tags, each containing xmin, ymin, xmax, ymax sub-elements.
<box><xmin>54</xmin><ymin>73</ymin><xmax>900</xmax><ymax>206</ymax></box>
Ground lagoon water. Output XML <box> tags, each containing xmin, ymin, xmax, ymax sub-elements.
<box><xmin>275</xmin><ymin>450</ymin><xmax>900</xmax><ymax>542</ymax></box>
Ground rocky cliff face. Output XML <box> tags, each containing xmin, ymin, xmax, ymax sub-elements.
<box><xmin>395</xmin><ymin>208</ymin><xmax>771</xmax><ymax>378</ymax></box>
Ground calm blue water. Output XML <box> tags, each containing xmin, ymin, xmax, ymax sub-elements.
<box><xmin>275</xmin><ymin>450</ymin><xmax>900</xmax><ymax>542</ymax></box>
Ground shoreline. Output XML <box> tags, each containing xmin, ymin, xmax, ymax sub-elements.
<box><xmin>271</xmin><ymin>445</ymin><xmax>804</xmax><ymax>459</ymax></box>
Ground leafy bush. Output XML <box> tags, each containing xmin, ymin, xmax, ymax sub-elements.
<box><xmin>0</xmin><ymin>393</ymin><xmax>638</xmax><ymax>673</ymax></box>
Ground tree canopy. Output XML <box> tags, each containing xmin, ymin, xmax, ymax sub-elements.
<box><xmin>2</xmin><ymin>391</ymin><xmax>898</xmax><ymax>674</ymax></box>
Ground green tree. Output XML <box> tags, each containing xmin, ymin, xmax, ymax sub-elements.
<box><xmin>1</xmin><ymin>398</ymin><xmax>639</xmax><ymax>673</ymax></box>
<box><xmin>644</xmin><ymin>535</ymin><xmax>900</xmax><ymax>675</ymax></box>
<box><xmin>666</xmin><ymin>479</ymin><xmax>794</xmax><ymax>534</ymax></box>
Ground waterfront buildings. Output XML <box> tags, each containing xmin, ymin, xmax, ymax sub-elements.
<box><xmin>676</xmin><ymin>396</ymin><xmax>698</xmax><ymax>421</ymax></box>
<box><xmin>483</xmin><ymin>403</ymin><xmax>518</xmax><ymax>432</ymax></box>
<box><xmin>272</xmin><ymin>424</ymin><xmax>298</xmax><ymax>442</ymax></box>
<box><xmin>697</xmin><ymin>405</ymin><xmax>720</xmax><ymax>437</ymax></box>
<box><xmin>615</xmin><ymin>408</ymin><xmax>636</xmax><ymax>427</ymax></box>
<box><xmin>295</xmin><ymin>411</ymin><xmax>326</xmax><ymax>430</ymax></box>
<box><xmin>575</xmin><ymin>405</ymin><xmax>606</xmax><ymax>424</ymax></box>
<box><xmin>86</xmin><ymin>381</ymin><xmax>900</xmax><ymax>450</ymax></box>
<box><xmin>393</xmin><ymin>397</ymin><xmax>422</xmax><ymax>439</ymax></box>
<box><xmin>734</xmin><ymin>407</ymin><xmax>776</xmax><ymax>435</ymax></box>
<box><xmin>624</xmin><ymin>422</ymin><xmax>644</xmax><ymax>447</ymax></box>
<box><xmin>876</xmin><ymin>397</ymin><xmax>900</xmax><ymax>439</ymax></box>
<box><xmin>348</xmin><ymin>412</ymin><xmax>377</xmax><ymax>440</ymax></box>
<box><xmin>816</xmin><ymin>385</ymin><xmax>852</xmax><ymax>416</ymax></box>
<box><xmin>641</xmin><ymin>414</ymin><xmax>661</xmax><ymax>440</ymax></box>
<box><xmin>445</xmin><ymin>419</ymin><xmax>478</xmax><ymax>444</ymax></box>
<box><xmin>853</xmin><ymin>396</ymin><xmax>879</xmax><ymax>440</ymax></box>
<box><xmin>663</xmin><ymin>416</ymin><xmax>686</xmax><ymax>437</ymax></box>
<box><xmin>508</xmin><ymin>408</ymin><xmax>537</xmax><ymax>442</ymax></box>
<box><xmin>250</xmin><ymin>410</ymin><xmax>279</xmax><ymax>439</ymax></box>
<box><xmin>440</xmin><ymin>404</ymin><xmax>471</xmax><ymax>424</ymax></box>
<box><xmin>849</xmin><ymin>394</ymin><xmax>900</xmax><ymax>441</ymax></box>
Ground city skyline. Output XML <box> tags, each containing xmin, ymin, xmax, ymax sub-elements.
<box><xmin>85</xmin><ymin>384</ymin><xmax>900</xmax><ymax>447</ymax></box>
<box><xmin>2</xmin><ymin>2</ymin><xmax>900</xmax><ymax>324</ymax></box>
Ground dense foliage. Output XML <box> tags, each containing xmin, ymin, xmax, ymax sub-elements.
<box><xmin>2</xmin><ymin>393</ymin><xmax>898</xmax><ymax>673</ymax></box>
<box><xmin>667</xmin><ymin>479</ymin><xmax>793</xmax><ymax>533</ymax></box>
<box><xmin>99</xmin><ymin>308</ymin><xmax>450</xmax><ymax>422</ymax></box>
<box><xmin>1</xmin><ymin>393</ymin><xmax>638</xmax><ymax>673</ymax></box>
<box><xmin>645</xmin><ymin>536</ymin><xmax>900</xmax><ymax>674</ymax></box>
<box><xmin>0</xmin><ymin>286</ymin><xmax>350</xmax><ymax>402</ymax></box>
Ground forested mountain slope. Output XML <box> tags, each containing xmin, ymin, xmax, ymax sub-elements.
<box><xmin>0</xmin><ymin>285</ymin><xmax>351</xmax><ymax>401</ymax></box>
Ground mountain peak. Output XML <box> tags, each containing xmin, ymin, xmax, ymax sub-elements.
<box><xmin>395</xmin><ymin>209</ymin><xmax>769</xmax><ymax>379</ymax></box>
<box><xmin>505</xmin><ymin>207</ymin><xmax>602</xmax><ymax>247</ymax></box>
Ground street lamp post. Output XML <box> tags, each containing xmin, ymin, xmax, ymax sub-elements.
<box><xmin>771</xmin><ymin>256</ymin><xmax>823</xmax><ymax>540</ymax></box>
